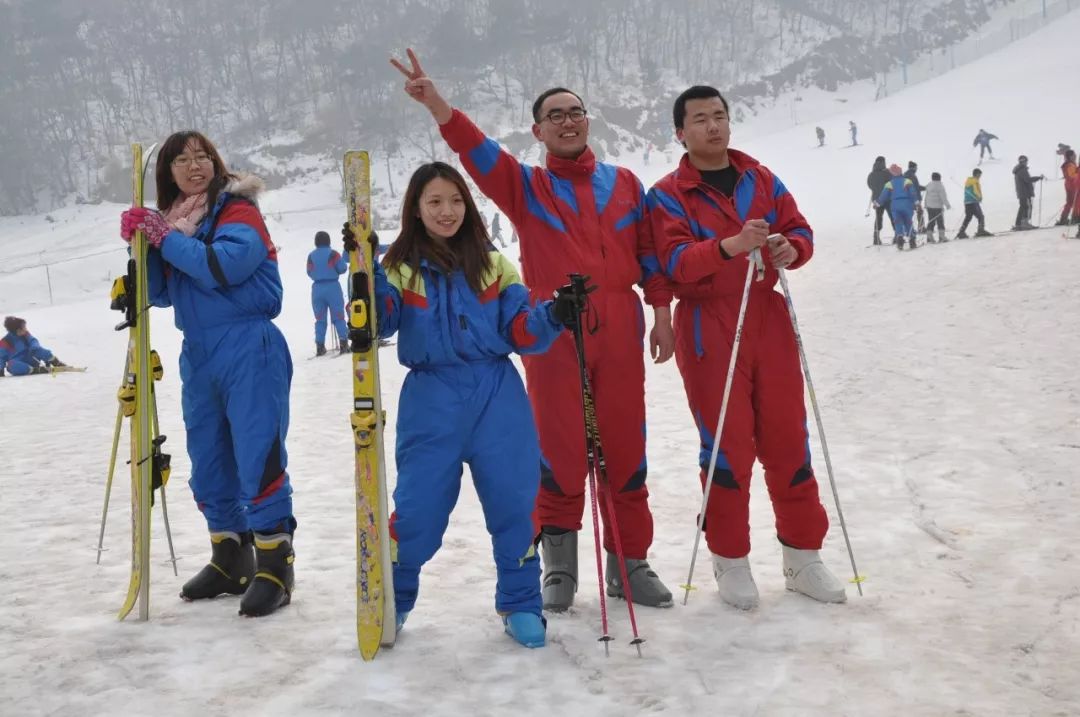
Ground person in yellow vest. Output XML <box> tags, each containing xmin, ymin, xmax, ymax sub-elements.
<box><xmin>956</xmin><ymin>168</ymin><xmax>992</xmax><ymax>239</ymax></box>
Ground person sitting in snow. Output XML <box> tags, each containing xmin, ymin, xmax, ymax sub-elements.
<box><xmin>876</xmin><ymin>164</ymin><xmax>920</xmax><ymax>250</ymax></box>
<box><xmin>0</xmin><ymin>316</ymin><xmax>67</xmax><ymax>376</ymax></box>
<box><xmin>342</xmin><ymin>161</ymin><xmax>579</xmax><ymax>648</ymax></box>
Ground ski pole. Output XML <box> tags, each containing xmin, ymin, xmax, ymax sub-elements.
<box><xmin>1038</xmin><ymin>179</ymin><xmax>1043</xmax><ymax>226</ymax></box>
<box><xmin>681</xmin><ymin>248</ymin><xmax>762</xmax><ymax>604</ymax></box>
<box><xmin>566</xmin><ymin>274</ymin><xmax>645</xmax><ymax>657</ymax></box>
<box><xmin>96</xmin><ymin>355</ymin><xmax>130</xmax><ymax>563</ymax></box>
<box><xmin>774</xmin><ymin>256</ymin><xmax>863</xmax><ymax>596</ymax></box>
<box><xmin>149</xmin><ymin>390</ymin><xmax>178</xmax><ymax>576</ymax></box>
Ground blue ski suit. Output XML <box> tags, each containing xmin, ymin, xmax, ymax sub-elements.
<box><xmin>306</xmin><ymin>246</ymin><xmax>348</xmax><ymax>345</ymax></box>
<box><xmin>878</xmin><ymin>176</ymin><xmax>919</xmax><ymax>239</ymax></box>
<box><xmin>373</xmin><ymin>250</ymin><xmax>564</xmax><ymax>617</ymax></box>
<box><xmin>0</xmin><ymin>332</ymin><xmax>54</xmax><ymax>376</ymax></box>
<box><xmin>146</xmin><ymin>176</ymin><xmax>294</xmax><ymax>535</ymax></box>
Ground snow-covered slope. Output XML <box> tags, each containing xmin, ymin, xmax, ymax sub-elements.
<box><xmin>1</xmin><ymin>12</ymin><xmax>1078</xmax><ymax>717</ymax></box>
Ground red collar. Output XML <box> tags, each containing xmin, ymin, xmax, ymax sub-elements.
<box><xmin>545</xmin><ymin>146</ymin><xmax>597</xmax><ymax>180</ymax></box>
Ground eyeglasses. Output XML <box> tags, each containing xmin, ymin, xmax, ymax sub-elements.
<box><xmin>171</xmin><ymin>153</ymin><xmax>213</xmax><ymax>168</ymax></box>
<box><xmin>541</xmin><ymin>108</ymin><xmax>587</xmax><ymax>125</ymax></box>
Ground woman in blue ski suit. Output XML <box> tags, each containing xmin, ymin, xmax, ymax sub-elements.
<box><xmin>877</xmin><ymin>163</ymin><xmax>920</xmax><ymax>248</ymax></box>
<box><xmin>307</xmin><ymin>230</ymin><xmax>350</xmax><ymax>355</ymax></box>
<box><xmin>119</xmin><ymin>130</ymin><xmax>295</xmax><ymax>618</ymax></box>
<box><xmin>0</xmin><ymin>316</ymin><xmax>67</xmax><ymax>376</ymax></box>
<box><xmin>343</xmin><ymin>162</ymin><xmax>583</xmax><ymax>648</ymax></box>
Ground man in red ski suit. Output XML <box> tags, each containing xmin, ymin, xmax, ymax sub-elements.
<box><xmin>647</xmin><ymin>85</ymin><xmax>846</xmax><ymax>610</ymax></box>
<box><xmin>391</xmin><ymin>49</ymin><xmax>676</xmax><ymax>610</ymax></box>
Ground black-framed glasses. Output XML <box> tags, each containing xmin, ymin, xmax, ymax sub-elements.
<box><xmin>171</xmin><ymin>153</ymin><xmax>213</xmax><ymax>168</ymax></box>
<box><xmin>542</xmin><ymin>108</ymin><xmax>587</xmax><ymax>125</ymax></box>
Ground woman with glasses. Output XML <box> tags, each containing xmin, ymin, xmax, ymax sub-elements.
<box><xmin>119</xmin><ymin>131</ymin><xmax>296</xmax><ymax>618</ymax></box>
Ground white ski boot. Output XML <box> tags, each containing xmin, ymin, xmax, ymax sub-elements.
<box><xmin>711</xmin><ymin>554</ymin><xmax>759</xmax><ymax>610</ymax></box>
<box><xmin>782</xmin><ymin>546</ymin><xmax>847</xmax><ymax>604</ymax></box>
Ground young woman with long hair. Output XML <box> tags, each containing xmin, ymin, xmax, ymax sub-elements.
<box><xmin>344</xmin><ymin>161</ymin><xmax>586</xmax><ymax>647</ymax></box>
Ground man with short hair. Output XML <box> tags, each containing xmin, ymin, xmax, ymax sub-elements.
<box><xmin>390</xmin><ymin>49</ymin><xmax>676</xmax><ymax>611</ymax></box>
<box><xmin>647</xmin><ymin>85</ymin><xmax>846</xmax><ymax>610</ymax></box>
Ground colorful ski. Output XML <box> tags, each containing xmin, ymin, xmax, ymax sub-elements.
<box><xmin>343</xmin><ymin>150</ymin><xmax>395</xmax><ymax>659</ymax></box>
<box><xmin>117</xmin><ymin>142</ymin><xmax>157</xmax><ymax>621</ymax></box>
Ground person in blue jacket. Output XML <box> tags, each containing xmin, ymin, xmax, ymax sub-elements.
<box><xmin>306</xmin><ymin>230</ymin><xmax>349</xmax><ymax>355</ymax></box>
<box><xmin>877</xmin><ymin>163</ymin><xmax>920</xmax><ymax>250</ymax></box>
<box><xmin>119</xmin><ymin>130</ymin><xmax>295</xmax><ymax>618</ymax></box>
<box><xmin>342</xmin><ymin>161</ymin><xmax>586</xmax><ymax>649</ymax></box>
<box><xmin>0</xmin><ymin>316</ymin><xmax>67</xmax><ymax>376</ymax></box>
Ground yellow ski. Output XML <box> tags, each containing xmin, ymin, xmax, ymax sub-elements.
<box><xmin>343</xmin><ymin>150</ymin><xmax>396</xmax><ymax>659</ymax></box>
<box><xmin>117</xmin><ymin>143</ymin><xmax>157</xmax><ymax>621</ymax></box>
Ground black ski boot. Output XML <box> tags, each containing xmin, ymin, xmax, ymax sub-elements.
<box><xmin>315</xmin><ymin>342</ymin><xmax>327</xmax><ymax>357</ymax></box>
<box><xmin>872</xmin><ymin>230</ymin><xmax>882</xmax><ymax>246</ymax></box>
<box><xmin>239</xmin><ymin>532</ymin><xmax>294</xmax><ymax>617</ymax></box>
<box><xmin>894</xmin><ymin>236</ymin><xmax>904</xmax><ymax>250</ymax></box>
<box><xmin>46</xmin><ymin>357</ymin><xmax>66</xmax><ymax>367</ymax></box>
<box><xmin>338</xmin><ymin>338</ymin><xmax>350</xmax><ymax>356</ymax></box>
<box><xmin>908</xmin><ymin>235</ymin><xmax>917</xmax><ymax>250</ymax></box>
<box><xmin>180</xmin><ymin>531</ymin><xmax>255</xmax><ymax>601</ymax></box>
<box><xmin>955</xmin><ymin>230</ymin><xmax>969</xmax><ymax>239</ymax></box>
<box><xmin>975</xmin><ymin>228</ymin><xmax>993</xmax><ymax>237</ymax></box>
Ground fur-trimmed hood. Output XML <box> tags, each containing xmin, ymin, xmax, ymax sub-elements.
<box><xmin>224</xmin><ymin>173</ymin><xmax>264</xmax><ymax>200</ymax></box>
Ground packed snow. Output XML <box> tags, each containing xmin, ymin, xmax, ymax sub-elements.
<box><xmin>1</xmin><ymin>11</ymin><xmax>1078</xmax><ymax>717</ymax></box>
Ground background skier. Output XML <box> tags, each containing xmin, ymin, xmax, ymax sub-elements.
<box><xmin>1011</xmin><ymin>155</ymin><xmax>1044</xmax><ymax>230</ymax></box>
<box><xmin>877</xmin><ymin>164</ymin><xmax>920</xmax><ymax>250</ymax></box>
<box><xmin>306</xmin><ymin>230</ymin><xmax>350</xmax><ymax>356</ymax></box>
<box><xmin>957</xmin><ymin>168</ymin><xmax>992</xmax><ymax>238</ymax></box>
<box><xmin>923</xmin><ymin>172</ymin><xmax>951</xmax><ymax>243</ymax></box>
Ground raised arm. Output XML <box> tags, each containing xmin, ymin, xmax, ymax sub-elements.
<box><xmin>391</xmin><ymin>48</ymin><xmax>528</xmax><ymax>222</ymax></box>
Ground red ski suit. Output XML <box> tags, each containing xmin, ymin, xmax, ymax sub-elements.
<box><xmin>440</xmin><ymin>109</ymin><xmax>673</xmax><ymax>558</ymax></box>
<box><xmin>647</xmin><ymin>151</ymin><xmax>828</xmax><ymax>558</ymax></box>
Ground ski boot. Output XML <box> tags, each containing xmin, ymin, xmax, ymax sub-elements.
<box><xmin>503</xmin><ymin>612</ymin><xmax>546</xmax><ymax>648</ymax></box>
<box><xmin>711</xmin><ymin>554</ymin><xmax>759</xmax><ymax>610</ymax></box>
<box><xmin>540</xmin><ymin>528</ymin><xmax>577</xmax><ymax>612</ymax></box>
<box><xmin>30</xmin><ymin>366</ymin><xmax>50</xmax><ymax>375</ymax></box>
<box><xmin>908</xmin><ymin>235</ymin><xmax>917</xmax><ymax>250</ymax></box>
<box><xmin>315</xmin><ymin>342</ymin><xmax>327</xmax><ymax>357</ymax></box>
<box><xmin>955</xmin><ymin>230</ymin><xmax>969</xmax><ymax>239</ymax></box>
<box><xmin>782</xmin><ymin>546</ymin><xmax>846</xmax><ymax>604</ymax></box>
<box><xmin>46</xmin><ymin>357</ymin><xmax>66</xmax><ymax>368</ymax></box>
<box><xmin>180</xmin><ymin>531</ymin><xmax>255</xmax><ymax>601</ymax></box>
<box><xmin>975</xmin><ymin>228</ymin><xmax>993</xmax><ymax>237</ymax></box>
<box><xmin>872</xmin><ymin>230</ymin><xmax>882</xmax><ymax>246</ymax></box>
<box><xmin>938</xmin><ymin>230</ymin><xmax>948</xmax><ymax>243</ymax></box>
<box><xmin>605</xmin><ymin>552</ymin><xmax>673</xmax><ymax>607</ymax></box>
<box><xmin>338</xmin><ymin>338</ymin><xmax>350</xmax><ymax>356</ymax></box>
<box><xmin>239</xmin><ymin>532</ymin><xmax>294</xmax><ymax>617</ymax></box>
<box><xmin>893</xmin><ymin>236</ymin><xmax>904</xmax><ymax>250</ymax></box>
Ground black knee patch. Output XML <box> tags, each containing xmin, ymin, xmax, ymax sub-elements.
<box><xmin>704</xmin><ymin>465</ymin><xmax>739</xmax><ymax>491</ymax></box>
<box><xmin>620</xmin><ymin>467</ymin><xmax>647</xmax><ymax>493</ymax></box>
<box><xmin>540</xmin><ymin>462</ymin><xmax>563</xmax><ymax>495</ymax></box>
<box><xmin>790</xmin><ymin>464</ymin><xmax>814</xmax><ymax>488</ymax></box>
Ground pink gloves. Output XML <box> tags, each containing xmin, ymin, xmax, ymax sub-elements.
<box><xmin>120</xmin><ymin>207</ymin><xmax>171</xmax><ymax>248</ymax></box>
